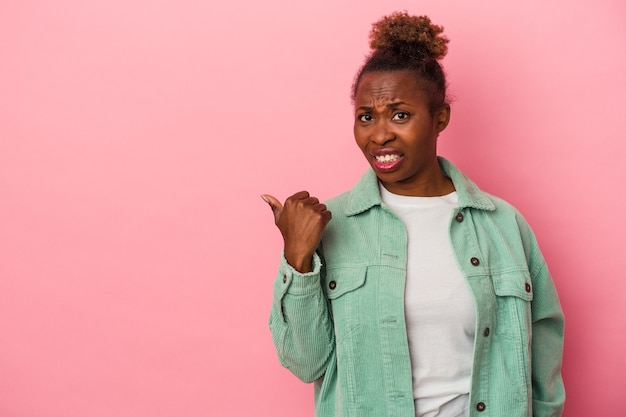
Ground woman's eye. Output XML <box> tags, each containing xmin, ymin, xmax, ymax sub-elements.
<box><xmin>392</xmin><ymin>112</ymin><xmax>410</xmax><ymax>121</ymax></box>
<box><xmin>358</xmin><ymin>114</ymin><xmax>373</xmax><ymax>122</ymax></box>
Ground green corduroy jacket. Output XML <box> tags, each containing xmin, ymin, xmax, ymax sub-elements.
<box><xmin>269</xmin><ymin>157</ymin><xmax>565</xmax><ymax>417</ymax></box>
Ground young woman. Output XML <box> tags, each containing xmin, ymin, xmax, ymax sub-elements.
<box><xmin>263</xmin><ymin>12</ymin><xmax>564</xmax><ymax>417</ymax></box>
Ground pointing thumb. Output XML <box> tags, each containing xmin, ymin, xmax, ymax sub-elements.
<box><xmin>261</xmin><ymin>194</ymin><xmax>283</xmax><ymax>224</ymax></box>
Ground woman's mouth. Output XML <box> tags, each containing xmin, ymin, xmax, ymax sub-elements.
<box><xmin>371</xmin><ymin>152</ymin><xmax>403</xmax><ymax>172</ymax></box>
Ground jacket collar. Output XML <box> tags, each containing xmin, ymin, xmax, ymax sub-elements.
<box><xmin>346</xmin><ymin>157</ymin><xmax>496</xmax><ymax>216</ymax></box>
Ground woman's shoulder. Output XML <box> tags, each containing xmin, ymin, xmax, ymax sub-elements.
<box><xmin>324</xmin><ymin>169</ymin><xmax>381</xmax><ymax>216</ymax></box>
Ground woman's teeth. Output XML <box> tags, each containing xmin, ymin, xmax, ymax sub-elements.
<box><xmin>375</xmin><ymin>154</ymin><xmax>399</xmax><ymax>163</ymax></box>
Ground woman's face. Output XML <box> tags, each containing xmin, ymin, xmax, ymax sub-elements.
<box><xmin>353</xmin><ymin>70</ymin><xmax>450</xmax><ymax>195</ymax></box>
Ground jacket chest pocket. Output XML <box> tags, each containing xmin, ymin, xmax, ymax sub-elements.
<box><xmin>323</xmin><ymin>266</ymin><xmax>370</xmax><ymax>406</ymax></box>
<box><xmin>324</xmin><ymin>266</ymin><xmax>367</xmax><ymax>298</ymax></box>
<box><xmin>491</xmin><ymin>271</ymin><xmax>534</xmax><ymax>398</ymax></box>
<box><xmin>323</xmin><ymin>266</ymin><xmax>367</xmax><ymax>338</ymax></box>
<box><xmin>492</xmin><ymin>271</ymin><xmax>533</xmax><ymax>340</ymax></box>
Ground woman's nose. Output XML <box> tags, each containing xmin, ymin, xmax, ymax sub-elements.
<box><xmin>371</xmin><ymin>121</ymin><xmax>394</xmax><ymax>144</ymax></box>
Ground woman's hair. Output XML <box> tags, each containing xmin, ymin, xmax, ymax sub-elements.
<box><xmin>352</xmin><ymin>12</ymin><xmax>450</xmax><ymax>114</ymax></box>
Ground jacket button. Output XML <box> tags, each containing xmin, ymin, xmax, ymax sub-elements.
<box><xmin>525</xmin><ymin>283</ymin><xmax>531</xmax><ymax>292</ymax></box>
<box><xmin>470</xmin><ymin>257</ymin><xmax>480</xmax><ymax>266</ymax></box>
<box><xmin>329</xmin><ymin>281</ymin><xmax>337</xmax><ymax>290</ymax></box>
<box><xmin>455</xmin><ymin>212</ymin><xmax>464</xmax><ymax>222</ymax></box>
<box><xmin>483</xmin><ymin>327</ymin><xmax>490</xmax><ymax>337</ymax></box>
<box><xmin>283</xmin><ymin>275</ymin><xmax>287</xmax><ymax>283</ymax></box>
<box><xmin>476</xmin><ymin>402</ymin><xmax>486</xmax><ymax>412</ymax></box>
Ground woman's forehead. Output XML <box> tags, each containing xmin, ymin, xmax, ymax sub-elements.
<box><xmin>355</xmin><ymin>71</ymin><xmax>428</xmax><ymax>106</ymax></box>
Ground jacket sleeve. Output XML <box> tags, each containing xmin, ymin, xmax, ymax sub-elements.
<box><xmin>268</xmin><ymin>251</ymin><xmax>335</xmax><ymax>383</ymax></box>
<box><xmin>526</xmin><ymin>229</ymin><xmax>566</xmax><ymax>417</ymax></box>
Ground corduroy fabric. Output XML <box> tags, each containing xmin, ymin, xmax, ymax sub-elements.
<box><xmin>269</xmin><ymin>157</ymin><xmax>565</xmax><ymax>417</ymax></box>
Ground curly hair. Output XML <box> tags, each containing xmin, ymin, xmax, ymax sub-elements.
<box><xmin>352</xmin><ymin>12</ymin><xmax>450</xmax><ymax>114</ymax></box>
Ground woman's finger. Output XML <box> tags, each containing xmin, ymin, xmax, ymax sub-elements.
<box><xmin>261</xmin><ymin>194</ymin><xmax>283</xmax><ymax>224</ymax></box>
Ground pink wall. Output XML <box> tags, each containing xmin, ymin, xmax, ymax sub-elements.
<box><xmin>1</xmin><ymin>1</ymin><xmax>624</xmax><ymax>416</ymax></box>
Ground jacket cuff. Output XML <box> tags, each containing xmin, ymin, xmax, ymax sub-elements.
<box><xmin>275</xmin><ymin>251</ymin><xmax>322</xmax><ymax>297</ymax></box>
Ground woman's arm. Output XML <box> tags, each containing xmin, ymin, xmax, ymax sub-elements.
<box><xmin>268</xmin><ymin>251</ymin><xmax>335</xmax><ymax>383</ymax></box>
<box><xmin>263</xmin><ymin>192</ymin><xmax>334</xmax><ymax>382</ymax></box>
<box><xmin>529</xmin><ymin>247</ymin><xmax>565</xmax><ymax>417</ymax></box>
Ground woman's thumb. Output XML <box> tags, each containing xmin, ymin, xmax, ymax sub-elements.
<box><xmin>261</xmin><ymin>194</ymin><xmax>283</xmax><ymax>224</ymax></box>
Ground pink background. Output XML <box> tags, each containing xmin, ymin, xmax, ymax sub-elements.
<box><xmin>1</xmin><ymin>0</ymin><xmax>625</xmax><ymax>416</ymax></box>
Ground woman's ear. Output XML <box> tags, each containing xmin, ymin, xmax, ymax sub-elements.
<box><xmin>436</xmin><ymin>104</ymin><xmax>451</xmax><ymax>132</ymax></box>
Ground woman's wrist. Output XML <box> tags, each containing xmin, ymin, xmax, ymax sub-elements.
<box><xmin>284</xmin><ymin>250</ymin><xmax>313</xmax><ymax>273</ymax></box>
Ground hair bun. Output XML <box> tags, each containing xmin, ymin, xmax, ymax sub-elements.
<box><xmin>369</xmin><ymin>11</ymin><xmax>448</xmax><ymax>60</ymax></box>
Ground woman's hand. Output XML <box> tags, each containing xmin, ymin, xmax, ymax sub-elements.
<box><xmin>262</xmin><ymin>192</ymin><xmax>332</xmax><ymax>273</ymax></box>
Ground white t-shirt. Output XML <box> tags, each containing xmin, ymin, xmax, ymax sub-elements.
<box><xmin>380</xmin><ymin>185</ymin><xmax>476</xmax><ymax>417</ymax></box>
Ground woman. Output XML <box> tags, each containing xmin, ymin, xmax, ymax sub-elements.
<box><xmin>262</xmin><ymin>12</ymin><xmax>564</xmax><ymax>417</ymax></box>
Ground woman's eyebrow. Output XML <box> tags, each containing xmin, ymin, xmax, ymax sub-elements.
<box><xmin>356</xmin><ymin>101</ymin><xmax>407</xmax><ymax>112</ymax></box>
